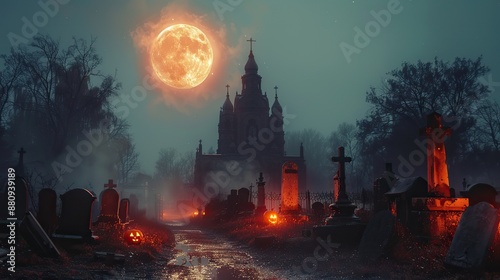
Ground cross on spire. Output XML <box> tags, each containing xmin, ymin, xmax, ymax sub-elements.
<box><xmin>104</xmin><ymin>179</ymin><xmax>117</xmax><ymax>189</ymax></box>
<box><xmin>274</xmin><ymin>86</ymin><xmax>278</xmax><ymax>98</ymax></box>
<box><xmin>246</xmin><ymin>37</ymin><xmax>256</xmax><ymax>51</ymax></box>
<box><xmin>226</xmin><ymin>84</ymin><xmax>230</xmax><ymax>96</ymax></box>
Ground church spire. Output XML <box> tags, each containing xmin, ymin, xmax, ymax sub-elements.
<box><xmin>244</xmin><ymin>37</ymin><xmax>258</xmax><ymax>74</ymax></box>
<box><xmin>222</xmin><ymin>84</ymin><xmax>233</xmax><ymax>112</ymax></box>
<box><xmin>271</xmin><ymin>85</ymin><xmax>282</xmax><ymax>114</ymax></box>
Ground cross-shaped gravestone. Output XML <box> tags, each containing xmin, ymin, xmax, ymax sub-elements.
<box><xmin>420</xmin><ymin>112</ymin><xmax>452</xmax><ymax>197</ymax></box>
<box><xmin>332</xmin><ymin>146</ymin><xmax>352</xmax><ymax>203</ymax></box>
<box><xmin>104</xmin><ymin>179</ymin><xmax>117</xmax><ymax>189</ymax></box>
<box><xmin>98</xmin><ymin>179</ymin><xmax>119</xmax><ymax>223</ymax></box>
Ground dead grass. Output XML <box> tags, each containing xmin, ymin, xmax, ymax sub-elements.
<box><xmin>2</xmin><ymin>218</ymin><xmax>174</xmax><ymax>279</ymax></box>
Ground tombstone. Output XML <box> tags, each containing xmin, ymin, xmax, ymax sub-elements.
<box><xmin>385</xmin><ymin>176</ymin><xmax>428</xmax><ymax>226</ymax></box>
<box><xmin>373</xmin><ymin>163</ymin><xmax>395</xmax><ymax>213</ymax></box>
<box><xmin>20</xmin><ymin>211</ymin><xmax>60</xmax><ymax>258</ymax></box>
<box><xmin>119</xmin><ymin>198</ymin><xmax>130</xmax><ymax>224</ymax></box>
<box><xmin>54</xmin><ymin>188</ymin><xmax>96</xmax><ymax>240</ymax></box>
<box><xmin>37</xmin><ymin>188</ymin><xmax>57</xmax><ymax>235</ymax></box>
<box><xmin>237</xmin><ymin>187</ymin><xmax>253</xmax><ymax>212</ymax></box>
<box><xmin>419</xmin><ymin>112</ymin><xmax>452</xmax><ymax>197</ymax></box>
<box><xmin>312</xmin><ymin>202</ymin><xmax>325</xmax><ymax>219</ymax></box>
<box><xmin>445</xmin><ymin>202</ymin><xmax>499</xmax><ymax>270</ymax></box>
<box><xmin>255</xmin><ymin>172</ymin><xmax>267</xmax><ymax>216</ymax></box>
<box><xmin>238</xmin><ymin>188</ymin><xmax>249</xmax><ymax>204</ymax></box>
<box><xmin>97</xmin><ymin>179</ymin><xmax>120</xmax><ymax>223</ymax></box>
<box><xmin>227</xmin><ymin>189</ymin><xmax>238</xmax><ymax>216</ymax></box>
<box><xmin>358</xmin><ymin>210</ymin><xmax>396</xmax><ymax>263</ymax></box>
<box><xmin>464</xmin><ymin>183</ymin><xmax>497</xmax><ymax>207</ymax></box>
<box><xmin>281</xmin><ymin>161</ymin><xmax>299</xmax><ymax>213</ymax></box>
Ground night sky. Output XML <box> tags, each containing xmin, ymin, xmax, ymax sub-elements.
<box><xmin>2</xmin><ymin>0</ymin><xmax>499</xmax><ymax>174</ymax></box>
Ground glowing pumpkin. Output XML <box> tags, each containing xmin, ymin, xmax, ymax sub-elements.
<box><xmin>124</xmin><ymin>229</ymin><xmax>144</xmax><ymax>245</ymax></box>
<box><xmin>264</xmin><ymin>210</ymin><xmax>278</xmax><ymax>224</ymax></box>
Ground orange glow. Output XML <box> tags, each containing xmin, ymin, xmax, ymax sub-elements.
<box><xmin>150</xmin><ymin>24</ymin><xmax>213</xmax><ymax>89</ymax></box>
<box><xmin>281</xmin><ymin>162</ymin><xmax>299</xmax><ymax>212</ymax></box>
<box><xmin>264</xmin><ymin>210</ymin><xmax>278</xmax><ymax>225</ymax></box>
<box><xmin>124</xmin><ymin>229</ymin><xmax>144</xmax><ymax>245</ymax></box>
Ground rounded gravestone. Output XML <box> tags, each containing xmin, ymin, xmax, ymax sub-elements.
<box><xmin>467</xmin><ymin>183</ymin><xmax>497</xmax><ymax>207</ymax></box>
<box><xmin>358</xmin><ymin>210</ymin><xmax>395</xmax><ymax>263</ymax></box>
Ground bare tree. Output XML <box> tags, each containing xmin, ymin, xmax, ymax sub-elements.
<box><xmin>473</xmin><ymin>100</ymin><xmax>500</xmax><ymax>152</ymax></box>
<box><xmin>357</xmin><ymin>56</ymin><xmax>490</xmax><ymax>177</ymax></box>
<box><xmin>114</xmin><ymin>133</ymin><xmax>140</xmax><ymax>186</ymax></box>
<box><xmin>6</xmin><ymin>35</ymin><xmax>123</xmax><ymax>159</ymax></box>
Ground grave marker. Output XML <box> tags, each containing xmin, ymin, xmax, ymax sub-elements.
<box><xmin>358</xmin><ymin>210</ymin><xmax>395</xmax><ymax>263</ymax></box>
<box><xmin>97</xmin><ymin>179</ymin><xmax>120</xmax><ymax>223</ymax></box>
<box><xmin>37</xmin><ymin>188</ymin><xmax>57</xmax><ymax>235</ymax></box>
<box><xmin>281</xmin><ymin>161</ymin><xmax>299</xmax><ymax>213</ymax></box>
<box><xmin>445</xmin><ymin>202</ymin><xmax>499</xmax><ymax>269</ymax></box>
<box><xmin>119</xmin><ymin>198</ymin><xmax>130</xmax><ymax>224</ymax></box>
<box><xmin>53</xmin><ymin>188</ymin><xmax>96</xmax><ymax>240</ymax></box>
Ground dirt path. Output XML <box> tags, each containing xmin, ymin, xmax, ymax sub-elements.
<box><xmin>166</xmin><ymin>225</ymin><xmax>290</xmax><ymax>279</ymax></box>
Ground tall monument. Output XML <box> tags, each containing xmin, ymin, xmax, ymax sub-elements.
<box><xmin>420</xmin><ymin>112</ymin><xmax>452</xmax><ymax>197</ymax></box>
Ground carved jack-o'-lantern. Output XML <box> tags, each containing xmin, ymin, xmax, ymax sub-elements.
<box><xmin>264</xmin><ymin>210</ymin><xmax>278</xmax><ymax>225</ymax></box>
<box><xmin>124</xmin><ymin>229</ymin><xmax>144</xmax><ymax>245</ymax></box>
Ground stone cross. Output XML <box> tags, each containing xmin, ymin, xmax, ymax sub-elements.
<box><xmin>420</xmin><ymin>112</ymin><xmax>452</xmax><ymax>197</ymax></box>
<box><xmin>332</xmin><ymin>146</ymin><xmax>352</xmax><ymax>202</ymax></box>
<box><xmin>104</xmin><ymin>179</ymin><xmax>117</xmax><ymax>189</ymax></box>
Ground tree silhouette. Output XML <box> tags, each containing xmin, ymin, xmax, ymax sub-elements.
<box><xmin>2</xmin><ymin>35</ymin><xmax>126</xmax><ymax>156</ymax></box>
<box><xmin>357</xmin><ymin>56</ymin><xmax>492</xmax><ymax>183</ymax></box>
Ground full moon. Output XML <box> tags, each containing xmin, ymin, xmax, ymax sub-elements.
<box><xmin>150</xmin><ymin>24</ymin><xmax>213</xmax><ymax>89</ymax></box>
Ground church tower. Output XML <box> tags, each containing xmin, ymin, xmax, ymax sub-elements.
<box><xmin>233</xmin><ymin>38</ymin><xmax>270</xmax><ymax>148</ymax></box>
<box><xmin>195</xmin><ymin>38</ymin><xmax>306</xmax><ymax>194</ymax></box>
<box><xmin>269</xmin><ymin>86</ymin><xmax>285</xmax><ymax>156</ymax></box>
<box><xmin>217</xmin><ymin>85</ymin><xmax>236</xmax><ymax>154</ymax></box>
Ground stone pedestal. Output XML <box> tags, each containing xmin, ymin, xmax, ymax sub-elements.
<box><xmin>410</xmin><ymin>197</ymin><xmax>469</xmax><ymax>240</ymax></box>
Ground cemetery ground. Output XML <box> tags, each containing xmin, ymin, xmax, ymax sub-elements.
<box><xmin>198</xmin><ymin>212</ymin><xmax>500</xmax><ymax>280</ymax></box>
<box><xmin>1</xmin><ymin>217</ymin><xmax>176</xmax><ymax>279</ymax></box>
<box><xmin>3</xmin><ymin>212</ymin><xmax>500</xmax><ymax>279</ymax></box>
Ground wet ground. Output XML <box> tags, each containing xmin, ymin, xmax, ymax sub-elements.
<box><xmin>162</xmin><ymin>221</ymin><xmax>364</xmax><ymax>280</ymax></box>
<box><xmin>165</xmin><ymin>223</ymin><xmax>292</xmax><ymax>279</ymax></box>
